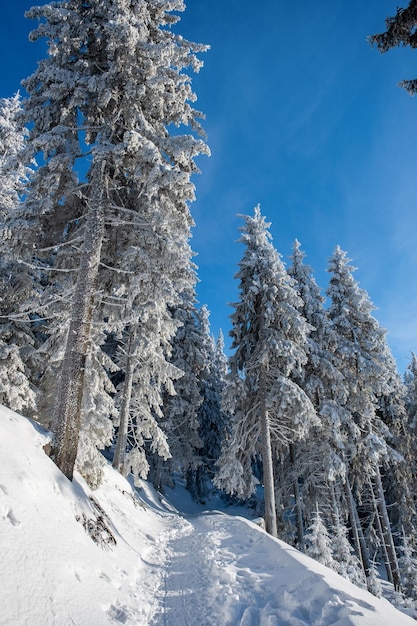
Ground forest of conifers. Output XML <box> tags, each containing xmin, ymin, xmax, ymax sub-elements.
<box><xmin>2</xmin><ymin>0</ymin><xmax>417</xmax><ymax>607</ymax></box>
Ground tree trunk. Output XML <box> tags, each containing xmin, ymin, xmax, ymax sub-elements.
<box><xmin>371</xmin><ymin>479</ymin><xmax>393</xmax><ymax>585</ymax></box>
<box><xmin>374</xmin><ymin>466</ymin><xmax>401</xmax><ymax>591</ymax></box>
<box><xmin>54</xmin><ymin>161</ymin><xmax>106</xmax><ymax>480</ymax></box>
<box><xmin>290</xmin><ymin>444</ymin><xmax>304</xmax><ymax>550</ymax></box>
<box><xmin>343</xmin><ymin>477</ymin><xmax>372</xmax><ymax>581</ymax></box>
<box><xmin>259</xmin><ymin>365</ymin><xmax>278</xmax><ymax>537</ymax></box>
<box><xmin>113</xmin><ymin>326</ymin><xmax>135</xmax><ymax>473</ymax></box>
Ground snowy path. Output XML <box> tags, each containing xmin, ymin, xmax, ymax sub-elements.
<box><xmin>146</xmin><ymin>510</ymin><xmax>406</xmax><ymax>626</ymax></box>
<box><xmin>152</xmin><ymin>516</ymin><xmax>214</xmax><ymax>625</ymax></box>
<box><xmin>150</xmin><ymin>512</ymin><xmax>255</xmax><ymax>626</ymax></box>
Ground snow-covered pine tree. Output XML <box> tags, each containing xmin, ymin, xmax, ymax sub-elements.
<box><xmin>107</xmin><ymin>147</ymin><xmax>198</xmax><ymax>483</ymax></box>
<box><xmin>332</xmin><ymin>515</ymin><xmax>366</xmax><ymax>586</ymax></box>
<box><xmin>0</xmin><ymin>94</ymin><xmax>37</xmax><ymax>414</ymax></box>
<box><xmin>404</xmin><ymin>353</ymin><xmax>417</xmax><ymax>500</ymax></box>
<box><xmin>287</xmin><ymin>240</ymin><xmax>349</xmax><ymax>548</ymax></box>
<box><xmin>161</xmin><ymin>289</ymin><xmax>207</xmax><ymax>485</ymax></box>
<box><xmin>327</xmin><ymin>246</ymin><xmax>402</xmax><ymax>591</ymax></box>
<box><xmin>12</xmin><ymin>0</ymin><xmax>208</xmax><ymax>480</ymax></box>
<box><xmin>113</xmin><ymin>318</ymin><xmax>180</xmax><ymax>484</ymax></box>
<box><xmin>305</xmin><ymin>504</ymin><xmax>335</xmax><ymax>569</ymax></box>
<box><xmin>398</xmin><ymin>530</ymin><xmax>417</xmax><ymax>603</ymax></box>
<box><xmin>76</xmin><ymin>332</ymin><xmax>119</xmax><ymax>488</ymax></box>
<box><xmin>215</xmin><ymin>207</ymin><xmax>317</xmax><ymax>536</ymax></box>
<box><xmin>186</xmin><ymin>309</ymin><xmax>229</xmax><ymax>502</ymax></box>
<box><xmin>377</xmin><ymin>351</ymin><xmax>416</xmax><ymax>543</ymax></box>
<box><xmin>0</xmin><ymin>94</ymin><xmax>30</xmax><ymax>220</ymax></box>
<box><xmin>305</xmin><ymin>501</ymin><xmax>365</xmax><ymax>588</ymax></box>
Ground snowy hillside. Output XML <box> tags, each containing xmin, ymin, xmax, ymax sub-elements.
<box><xmin>1</xmin><ymin>405</ymin><xmax>416</xmax><ymax>626</ymax></box>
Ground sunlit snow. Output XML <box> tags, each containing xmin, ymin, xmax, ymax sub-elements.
<box><xmin>1</xmin><ymin>405</ymin><xmax>416</xmax><ymax>626</ymax></box>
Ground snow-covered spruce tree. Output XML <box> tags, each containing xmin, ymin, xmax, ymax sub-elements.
<box><xmin>327</xmin><ymin>246</ymin><xmax>402</xmax><ymax>591</ymax></box>
<box><xmin>160</xmin><ymin>288</ymin><xmax>207</xmax><ymax>486</ymax></box>
<box><xmin>404</xmin><ymin>353</ymin><xmax>417</xmax><ymax>494</ymax></box>
<box><xmin>13</xmin><ymin>0</ymin><xmax>208</xmax><ymax>480</ymax></box>
<box><xmin>215</xmin><ymin>207</ymin><xmax>317</xmax><ymax>537</ymax></box>
<box><xmin>112</xmin><ymin>318</ymin><xmax>180</xmax><ymax>484</ymax></box>
<box><xmin>377</xmin><ymin>351</ymin><xmax>416</xmax><ymax>541</ymax></box>
<box><xmin>305</xmin><ymin>504</ymin><xmax>335</xmax><ymax>569</ymax></box>
<box><xmin>0</xmin><ymin>94</ymin><xmax>30</xmax><ymax>220</ymax></box>
<box><xmin>331</xmin><ymin>513</ymin><xmax>366</xmax><ymax>587</ymax></box>
<box><xmin>186</xmin><ymin>309</ymin><xmax>229</xmax><ymax>502</ymax></box>
<box><xmin>112</xmin><ymin>189</ymin><xmax>204</xmax><ymax>489</ymax></box>
<box><xmin>75</xmin><ymin>331</ymin><xmax>119</xmax><ymax>488</ymax></box>
<box><xmin>398</xmin><ymin>530</ymin><xmax>417</xmax><ymax>603</ymax></box>
<box><xmin>287</xmin><ymin>240</ymin><xmax>349</xmax><ymax>548</ymax></box>
<box><xmin>0</xmin><ymin>94</ymin><xmax>37</xmax><ymax>414</ymax></box>
<box><xmin>109</xmin><ymin>226</ymin><xmax>190</xmax><ymax>483</ymax></box>
<box><xmin>107</xmin><ymin>137</ymin><xmax>199</xmax><ymax>483</ymax></box>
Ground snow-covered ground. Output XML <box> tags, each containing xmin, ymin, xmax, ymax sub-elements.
<box><xmin>1</xmin><ymin>405</ymin><xmax>416</xmax><ymax>626</ymax></box>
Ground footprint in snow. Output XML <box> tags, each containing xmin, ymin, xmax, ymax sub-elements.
<box><xmin>3</xmin><ymin>508</ymin><xmax>21</xmax><ymax>526</ymax></box>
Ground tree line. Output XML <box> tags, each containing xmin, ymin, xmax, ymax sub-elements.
<box><xmin>2</xmin><ymin>0</ymin><xmax>417</xmax><ymax>607</ymax></box>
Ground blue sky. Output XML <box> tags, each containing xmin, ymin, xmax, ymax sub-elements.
<box><xmin>2</xmin><ymin>1</ymin><xmax>417</xmax><ymax>372</ymax></box>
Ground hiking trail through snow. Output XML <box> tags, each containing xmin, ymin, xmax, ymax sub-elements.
<box><xmin>143</xmin><ymin>507</ymin><xmax>411</xmax><ymax>626</ymax></box>
<box><xmin>149</xmin><ymin>512</ymin><xmax>277</xmax><ymax>626</ymax></box>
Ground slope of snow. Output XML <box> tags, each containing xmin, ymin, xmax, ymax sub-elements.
<box><xmin>1</xmin><ymin>405</ymin><xmax>416</xmax><ymax>626</ymax></box>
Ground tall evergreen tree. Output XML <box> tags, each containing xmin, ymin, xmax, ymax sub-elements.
<box><xmin>287</xmin><ymin>240</ymin><xmax>348</xmax><ymax>547</ymax></box>
<box><xmin>0</xmin><ymin>94</ymin><xmax>30</xmax><ymax>219</ymax></box>
<box><xmin>404</xmin><ymin>352</ymin><xmax>417</xmax><ymax>479</ymax></box>
<box><xmin>8</xmin><ymin>0</ymin><xmax>208</xmax><ymax>480</ymax></box>
<box><xmin>0</xmin><ymin>94</ymin><xmax>37</xmax><ymax>414</ymax></box>
<box><xmin>110</xmin><ymin>178</ymin><xmax>196</xmax><ymax>482</ymax></box>
<box><xmin>187</xmin><ymin>311</ymin><xmax>229</xmax><ymax>502</ymax></box>
<box><xmin>215</xmin><ymin>207</ymin><xmax>316</xmax><ymax>536</ymax></box>
<box><xmin>162</xmin><ymin>289</ymin><xmax>206</xmax><ymax>482</ymax></box>
<box><xmin>377</xmin><ymin>352</ymin><xmax>416</xmax><ymax>541</ymax></box>
<box><xmin>327</xmin><ymin>246</ymin><xmax>402</xmax><ymax>591</ymax></box>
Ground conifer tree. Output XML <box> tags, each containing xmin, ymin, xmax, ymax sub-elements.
<box><xmin>404</xmin><ymin>352</ymin><xmax>417</xmax><ymax>484</ymax></box>
<box><xmin>378</xmin><ymin>354</ymin><xmax>416</xmax><ymax>541</ymax></box>
<box><xmin>332</xmin><ymin>516</ymin><xmax>366</xmax><ymax>587</ymax></box>
<box><xmin>187</xmin><ymin>312</ymin><xmax>229</xmax><ymax>502</ymax></box>
<box><xmin>305</xmin><ymin>505</ymin><xmax>335</xmax><ymax>569</ymax></box>
<box><xmin>327</xmin><ymin>246</ymin><xmax>401</xmax><ymax>591</ymax></box>
<box><xmin>215</xmin><ymin>207</ymin><xmax>316</xmax><ymax>536</ymax></box>
<box><xmin>112</xmin><ymin>311</ymin><xmax>180</xmax><ymax>482</ymax></box>
<box><xmin>0</xmin><ymin>94</ymin><xmax>30</xmax><ymax>219</ymax></box>
<box><xmin>76</xmin><ymin>333</ymin><xmax>119</xmax><ymax>488</ymax></box>
<box><xmin>10</xmin><ymin>0</ymin><xmax>208</xmax><ymax>480</ymax></box>
<box><xmin>398</xmin><ymin>531</ymin><xmax>417</xmax><ymax>602</ymax></box>
<box><xmin>162</xmin><ymin>290</ymin><xmax>206</xmax><ymax>482</ymax></box>
<box><xmin>287</xmin><ymin>240</ymin><xmax>348</xmax><ymax>546</ymax></box>
<box><xmin>109</xmin><ymin>177</ymin><xmax>195</xmax><ymax>481</ymax></box>
<box><xmin>0</xmin><ymin>94</ymin><xmax>36</xmax><ymax>414</ymax></box>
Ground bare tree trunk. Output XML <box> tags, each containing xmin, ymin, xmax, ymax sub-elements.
<box><xmin>343</xmin><ymin>477</ymin><xmax>372</xmax><ymax>581</ymax></box>
<box><xmin>54</xmin><ymin>161</ymin><xmax>106</xmax><ymax>480</ymax></box>
<box><xmin>374</xmin><ymin>466</ymin><xmax>401</xmax><ymax>591</ymax></box>
<box><xmin>371</xmin><ymin>479</ymin><xmax>393</xmax><ymax>585</ymax></box>
<box><xmin>113</xmin><ymin>326</ymin><xmax>135</xmax><ymax>473</ymax></box>
<box><xmin>259</xmin><ymin>365</ymin><xmax>277</xmax><ymax>537</ymax></box>
<box><xmin>290</xmin><ymin>444</ymin><xmax>304</xmax><ymax>550</ymax></box>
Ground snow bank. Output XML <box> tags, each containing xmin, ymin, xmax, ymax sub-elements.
<box><xmin>0</xmin><ymin>405</ymin><xmax>169</xmax><ymax>625</ymax></box>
